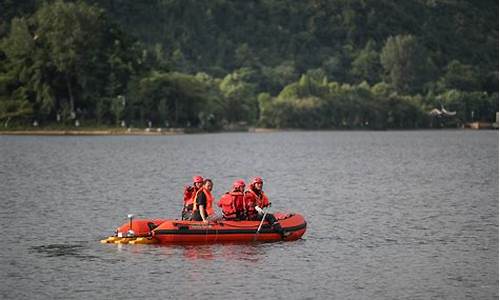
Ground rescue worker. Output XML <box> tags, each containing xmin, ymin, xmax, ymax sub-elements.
<box><xmin>191</xmin><ymin>179</ymin><xmax>213</xmax><ymax>223</ymax></box>
<box><xmin>245</xmin><ymin>177</ymin><xmax>269</xmax><ymax>219</ymax></box>
<box><xmin>217</xmin><ymin>180</ymin><xmax>246</xmax><ymax>220</ymax></box>
<box><xmin>181</xmin><ymin>175</ymin><xmax>204</xmax><ymax>220</ymax></box>
<box><xmin>245</xmin><ymin>177</ymin><xmax>285</xmax><ymax>237</ymax></box>
<box><xmin>203</xmin><ymin>179</ymin><xmax>215</xmax><ymax>217</ymax></box>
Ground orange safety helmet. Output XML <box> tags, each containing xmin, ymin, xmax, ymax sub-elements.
<box><xmin>193</xmin><ymin>175</ymin><xmax>204</xmax><ymax>183</ymax></box>
<box><xmin>250</xmin><ymin>176</ymin><xmax>263</xmax><ymax>186</ymax></box>
<box><xmin>233</xmin><ymin>179</ymin><xmax>246</xmax><ymax>189</ymax></box>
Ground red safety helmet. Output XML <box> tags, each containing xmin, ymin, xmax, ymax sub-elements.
<box><xmin>193</xmin><ymin>175</ymin><xmax>204</xmax><ymax>183</ymax></box>
<box><xmin>233</xmin><ymin>179</ymin><xmax>246</xmax><ymax>189</ymax></box>
<box><xmin>251</xmin><ymin>177</ymin><xmax>263</xmax><ymax>186</ymax></box>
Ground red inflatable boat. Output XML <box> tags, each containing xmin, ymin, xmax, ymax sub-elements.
<box><xmin>101</xmin><ymin>213</ymin><xmax>306</xmax><ymax>244</ymax></box>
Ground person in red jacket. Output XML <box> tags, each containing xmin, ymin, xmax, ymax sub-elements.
<box><xmin>203</xmin><ymin>179</ymin><xmax>215</xmax><ymax>217</ymax></box>
<box><xmin>245</xmin><ymin>177</ymin><xmax>270</xmax><ymax>220</ymax></box>
<box><xmin>218</xmin><ymin>179</ymin><xmax>246</xmax><ymax>220</ymax></box>
<box><xmin>191</xmin><ymin>178</ymin><xmax>215</xmax><ymax>222</ymax></box>
<box><xmin>181</xmin><ymin>175</ymin><xmax>204</xmax><ymax>220</ymax></box>
<box><xmin>245</xmin><ymin>177</ymin><xmax>285</xmax><ymax>237</ymax></box>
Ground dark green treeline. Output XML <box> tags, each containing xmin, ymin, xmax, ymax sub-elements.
<box><xmin>0</xmin><ymin>0</ymin><xmax>498</xmax><ymax>129</ymax></box>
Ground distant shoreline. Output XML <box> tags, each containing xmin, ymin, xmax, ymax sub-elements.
<box><xmin>0</xmin><ymin>126</ymin><xmax>496</xmax><ymax>136</ymax></box>
<box><xmin>0</xmin><ymin>128</ymin><xmax>261</xmax><ymax>136</ymax></box>
<box><xmin>0</xmin><ymin>128</ymin><xmax>188</xmax><ymax>136</ymax></box>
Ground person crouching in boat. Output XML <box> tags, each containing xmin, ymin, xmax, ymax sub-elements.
<box><xmin>191</xmin><ymin>178</ymin><xmax>214</xmax><ymax>223</ymax></box>
<box><xmin>245</xmin><ymin>177</ymin><xmax>285</xmax><ymax>237</ymax></box>
<box><xmin>217</xmin><ymin>180</ymin><xmax>246</xmax><ymax>220</ymax></box>
<box><xmin>182</xmin><ymin>175</ymin><xmax>204</xmax><ymax>220</ymax></box>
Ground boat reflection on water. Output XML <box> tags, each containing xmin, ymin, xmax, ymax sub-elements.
<box><xmin>135</xmin><ymin>244</ymin><xmax>265</xmax><ymax>263</ymax></box>
<box><xmin>182</xmin><ymin>245</ymin><xmax>215</xmax><ymax>261</ymax></box>
<box><xmin>179</xmin><ymin>243</ymin><xmax>264</xmax><ymax>263</ymax></box>
<box><xmin>220</xmin><ymin>244</ymin><xmax>262</xmax><ymax>263</ymax></box>
<box><xmin>183</xmin><ymin>244</ymin><xmax>265</xmax><ymax>263</ymax></box>
<box><xmin>112</xmin><ymin>242</ymin><xmax>266</xmax><ymax>264</ymax></box>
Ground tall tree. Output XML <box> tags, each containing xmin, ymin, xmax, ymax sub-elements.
<box><xmin>438</xmin><ymin>60</ymin><xmax>481</xmax><ymax>92</ymax></box>
<box><xmin>34</xmin><ymin>0</ymin><xmax>105</xmax><ymax>114</ymax></box>
<box><xmin>380</xmin><ymin>34</ymin><xmax>434</xmax><ymax>94</ymax></box>
<box><xmin>1</xmin><ymin>17</ymin><xmax>43</xmax><ymax>121</ymax></box>
<box><xmin>219</xmin><ymin>71</ymin><xmax>257</xmax><ymax>124</ymax></box>
<box><xmin>1</xmin><ymin>0</ymin><xmax>141</xmax><ymax>124</ymax></box>
<box><xmin>351</xmin><ymin>39</ymin><xmax>381</xmax><ymax>84</ymax></box>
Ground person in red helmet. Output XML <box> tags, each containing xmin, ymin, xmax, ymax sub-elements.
<box><xmin>181</xmin><ymin>175</ymin><xmax>204</xmax><ymax>220</ymax></box>
<box><xmin>191</xmin><ymin>178</ymin><xmax>214</xmax><ymax>222</ymax></box>
<box><xmin>245</xmin><ymin>177</ymin><xmax>270</xmax><ymax>215</ymax></box>
<box><xmin>217</xmin><ymin>179</ymin><xmax>246</xmax><ymax>220</ymax></box>
<box><xmin>245</xmin><ymin>177</ymin><xmax>285</xmax><ymax>237</ymax></box>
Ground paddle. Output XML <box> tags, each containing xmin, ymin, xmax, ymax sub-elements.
<box><xmin>254</xmin><ymin>207</ymin><xmax>268</xmax><ymax>241</ymax></box>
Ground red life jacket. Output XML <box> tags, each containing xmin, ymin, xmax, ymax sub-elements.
<box><xmin>244</xmin><ymin>191</ymin><xmax>258</xmax><ymax>219</ymax></box>
<box><xmin>217</xmin><ymin>191</ymin><xmax>244</xmax><ymax>219</ymax></box>
<box><xmin>183</xmin><ymin>186</ymin><xmax>194</xmax><ymax>206</ymax></box>
<box><xmin>205</xmin><ymin>188</ymin><xmax>214</xmax><ymax>216</ymax></box>
<box><xmin>246</xmin><ymin>189</ymin><xmax>270</xmax><ymax>208</ymax></box>
<box><xmin>193</xmin><ymin>187</ymin><xmax>214</xmax><ymax>216</ymax></box>
<box><xmin>232</xmin><ymin>191</ymin><xmax>246</xmax><ymax>215</ymax></box>
<box><xmin>183</xmin><ymin>186</ymin><xmax>200</xmax><ymax>208</ymax></box>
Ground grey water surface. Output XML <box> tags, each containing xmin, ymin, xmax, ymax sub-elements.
<box><xmin>0</xmin><ymin>130</ymin><xmax>498</xmax><ymax>299</ymax></box>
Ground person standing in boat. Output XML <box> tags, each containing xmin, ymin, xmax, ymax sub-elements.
<box><xmin>217</xmin><ymin>180</ymin><xmax>246</xmax><ymax>220</ymax></box>
<box><xmin>245</xmin><ymin>177</ymin><xmax>285</xmax><ymax>237</ymax></box>
<box><xmin>182</xmin><ymin>175</ymin><xmax>204</xmax><ymax>220</ymax></box>
<box><xmin>191</xmin><ymin>178</ymin><xmax>213</xmax><ymax>223</ymax></box>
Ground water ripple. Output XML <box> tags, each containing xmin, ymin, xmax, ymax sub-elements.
<box><xmin>0</xmin><ymin>131</ymin><xmax>497</xmax><ymax>299</ymax></box>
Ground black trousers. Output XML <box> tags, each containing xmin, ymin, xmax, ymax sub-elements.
<box><xmin>181</xmin><ymin>205</ymin><xmax>193</xmax><ymax>220</ymax></box>
<box><xmin>263</xmin><ymin>213</ymin><xmax>277</xmax><ymax>224</ymax></box>
<box><xmin>191</xmin><ymin>209</ymin><xmax>205</xmax><ymax>221</ymax></box>
<box><xmin>263</xmin><ymin>213</ymin><xmax>283</xmax><ymax>235</ymax></box>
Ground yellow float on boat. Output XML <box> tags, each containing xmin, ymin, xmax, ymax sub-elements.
<box><xmin>129</xmin><ymin>237</ymin><xmax>158</xmax><ymax>244</ymax></box>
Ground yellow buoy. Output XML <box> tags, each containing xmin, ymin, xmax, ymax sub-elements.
<box><xmin>101</xmin><ymin>236</ymin><xmax>121</xmax><ymax>243</ymax></box>
<box><xmin>118</xmin><ymin>237</ymin><xmax>138</xmax><ymax>244</ymax></box>
<box><xmin>101</xmin><ymin>236</ymin><xmax>157</xmax><ymax>245</ymax></box>
<box><xmin>129</xmin><ymin>237</ymin><xmax>158</xmax><ymax>244</ymax></box>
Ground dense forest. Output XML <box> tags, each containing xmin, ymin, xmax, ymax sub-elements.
<box><xmin>0</xmin><ymin>0</ymin><xmax>498</xmax><ymax>130</ymax></box>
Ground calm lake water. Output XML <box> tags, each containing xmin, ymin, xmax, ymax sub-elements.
<box><xmin>0</xmin><ymin>130</ymin><xmax>498</xmax><ymax>299</ymax></box>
